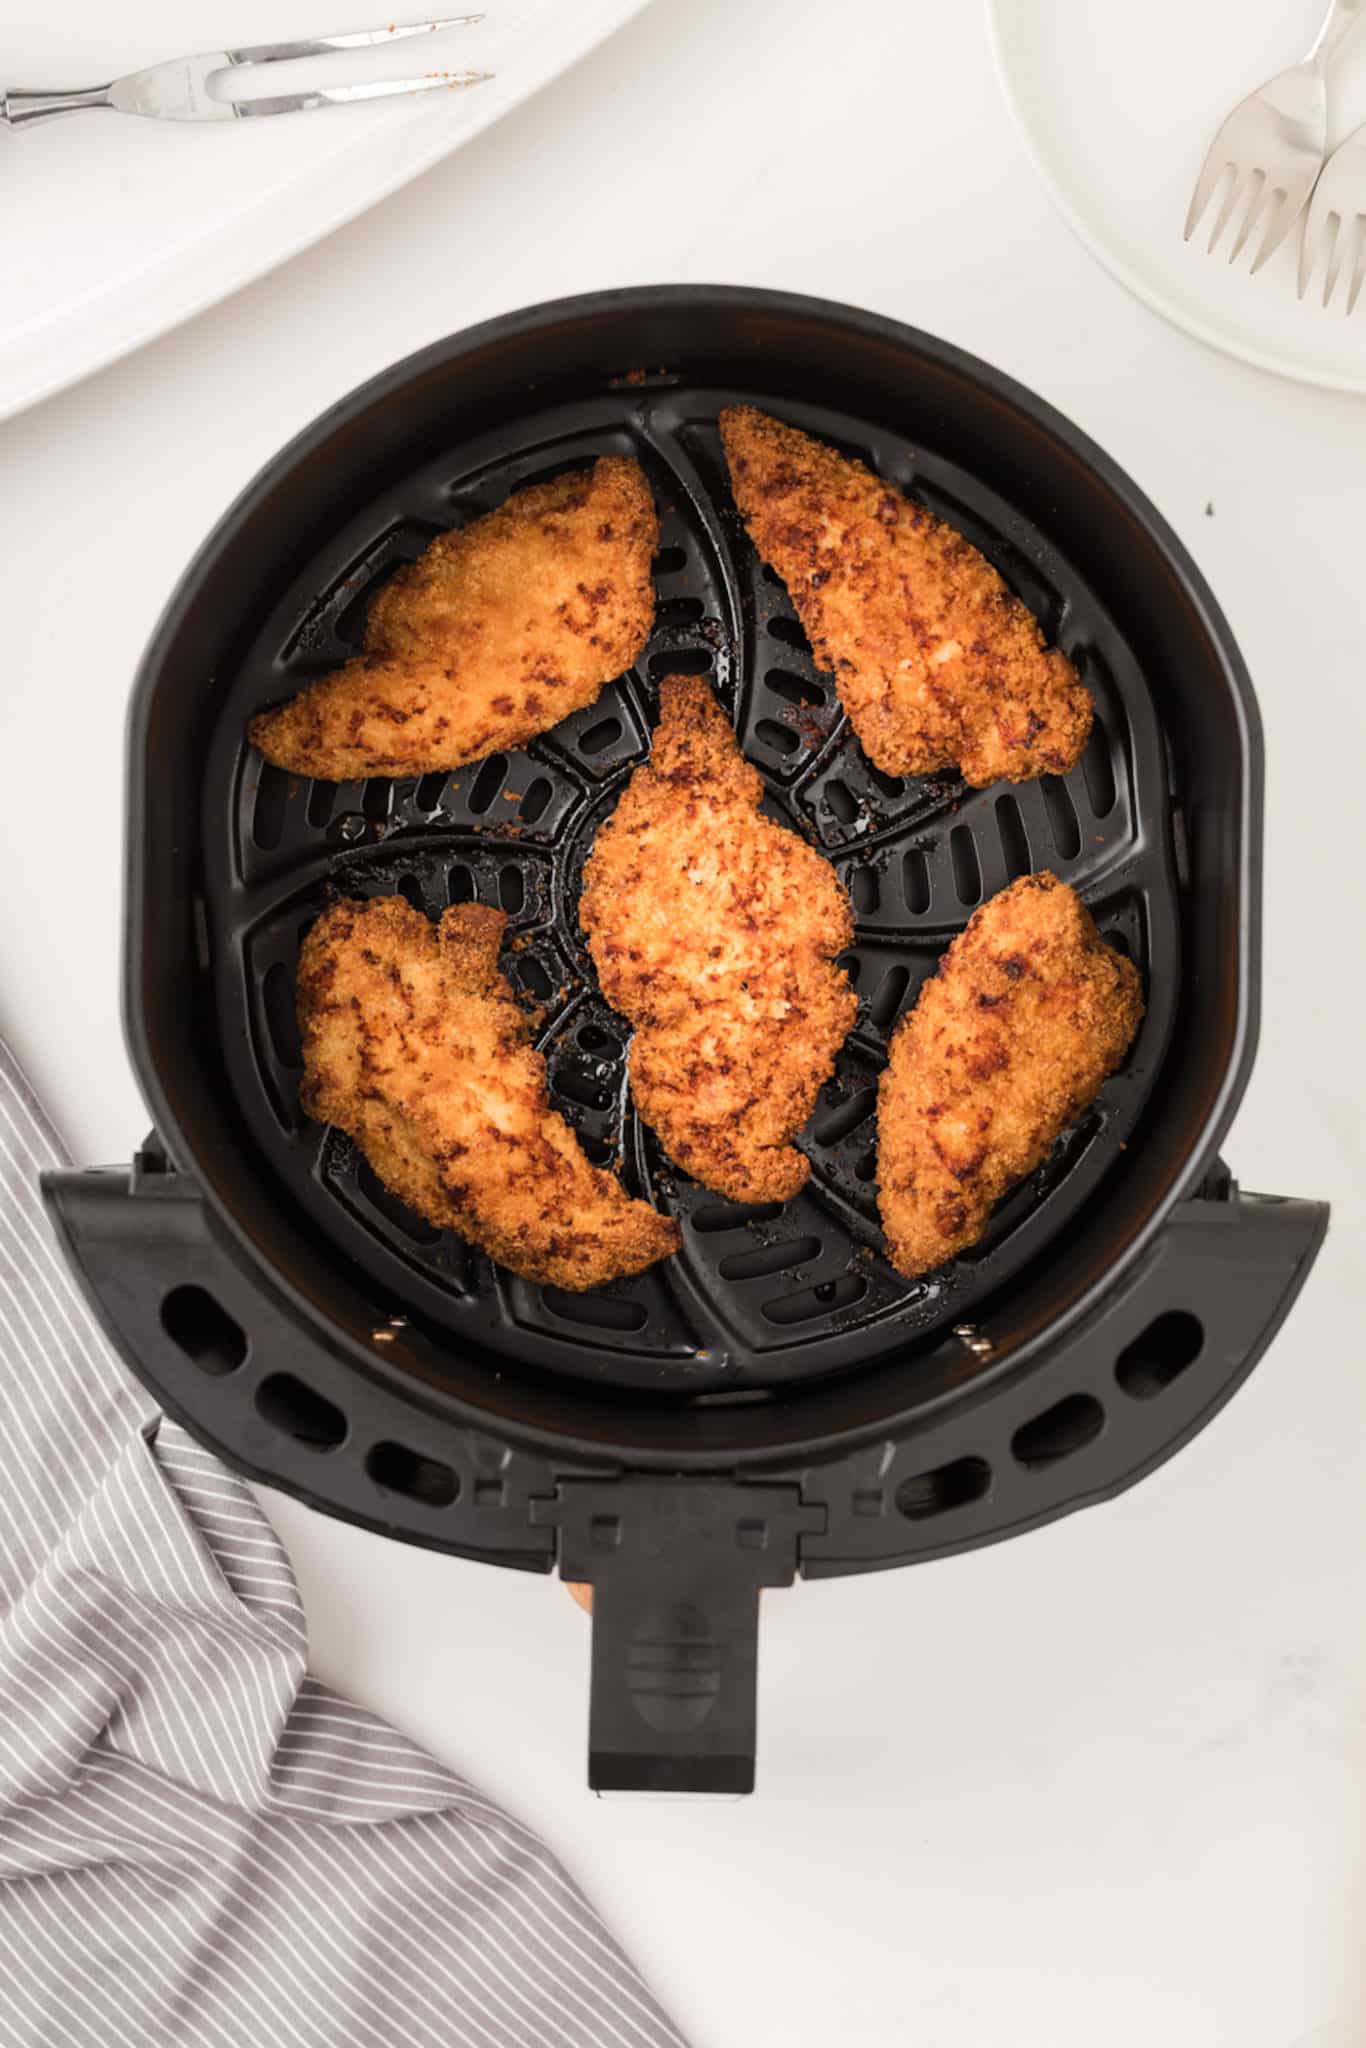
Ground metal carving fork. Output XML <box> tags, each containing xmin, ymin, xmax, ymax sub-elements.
<box><xmin>1</xmin><ymin>17</ymin><xmax>491</xmax><ymax>130</ymax></box>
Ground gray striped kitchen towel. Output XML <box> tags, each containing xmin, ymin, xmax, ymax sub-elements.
<box><xmin>0</xmin><ymin>1035</ymin><xmax>687</xmax><ymax>2048</ymax></box>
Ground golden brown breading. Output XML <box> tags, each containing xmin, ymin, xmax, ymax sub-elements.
<box><xmin>251</xmin><ymin>457</ymin><xmax>657</xmax><ymax>780</ymax></box>
<box><xmin>296</xmin><ymin>895</ymin><xmax>679</xmax><ymax>1289</ymax></box>
<box><xmin>580</xmin><ymin>675</ymin><xmax>857</xmax><ymax>1203</ymax></box>
<box><xmin>719</xmin><ymin>406</ymin><xmax>1092</xmax><ymax>788</ymax></box>
<box><xmin>877</xmin><ymin>872</ymin><xmax>1142</xmax><ymax>1277</ymax></box>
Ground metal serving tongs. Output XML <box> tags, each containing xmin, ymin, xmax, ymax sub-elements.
<box><xmin>0</xmin><ymin>16</ymin><xmax>492</xmax><ymax>130</ymax></box>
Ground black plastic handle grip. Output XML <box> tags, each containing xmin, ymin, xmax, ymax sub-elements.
<box><xmin>534</xmin><ymin>1480</ymin><xmax>826</xmax><ymax>1794</ymax></box>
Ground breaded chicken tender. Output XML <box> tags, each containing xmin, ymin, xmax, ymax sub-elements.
<box><xmin>580</xmin><ymin>675</ymin><xmax>857</xmax><ymax>1203</ymax></box>
<box><xmin>719</xmin><ymin>406</ymin><xmax>1092</xmax><ymax>788</ymax></box>
<box><xmin>251</xmin><ymin>457</ymin><xmax>657</xmax><ymax>780</ymax></box>
<box><xmin>877</xmin><ymin>872</ymin><xmax>1142</xmax><ymax>1277</ymax></box>
<box><xmin>297</xmin><ymin>895</ymin><xmax>679</xmax><ymax>1289</ymax></box>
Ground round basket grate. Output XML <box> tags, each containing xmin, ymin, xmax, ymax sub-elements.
<box><xmin>204</xmin><ymin>384</ymin><xmax>1178</xmax><ymax>1394</ymax></box>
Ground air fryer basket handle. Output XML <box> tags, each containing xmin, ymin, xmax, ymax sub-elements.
<box><xmin>533</xmin><ymin>1480</ymin><xmax>825</xmax><ymax>1795</ymax></box>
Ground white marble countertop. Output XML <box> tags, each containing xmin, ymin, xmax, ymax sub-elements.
<box><xmin>2</xmin><ymin>4</ymin><xmax>1362</xmax><ymax>2044</ymax></box>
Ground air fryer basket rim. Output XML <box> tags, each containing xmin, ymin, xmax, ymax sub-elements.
<box><xmin>121</xmin><ymin>283</ymin><xmax>1262</xmax><ymax>1467</ymax></box>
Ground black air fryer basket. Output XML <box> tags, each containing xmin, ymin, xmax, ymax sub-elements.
<box><xmin>45</xmin><ymin>287</ymin><xmax>1327</xmax><ymax>1794</ymax></box>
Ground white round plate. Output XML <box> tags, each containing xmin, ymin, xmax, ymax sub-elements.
<box><xmin>987</xmin><ymin>0</ymin><xmax>1366</xmax><ymax>392</ymax></box>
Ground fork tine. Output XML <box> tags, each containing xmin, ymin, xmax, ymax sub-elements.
<box><xmin>1184</xmin><ymin>147</ymin><xmax>1235</xmax><ymax>241</ymax></box>
<box><xmin>1249</xmin><ymin>186</ymin><xmax>1299</xmax><ymax>274</ymax></box>
<box><xmin>226</xmin><ymin>18</ymin><xmax>483</xmax><ymax>66</ymax></box>
<box><xmin>231</xmin><ymin>70</ymin><xmax>491</xmax><ymax>116</ymax></box>
<box><xmin>1321</xmin><ymin>211</ymin><xmax>1347</xmax><ymax>305</ymax></box>
<box><xmin>1347</xmin><ymin>217</ymin><xmax>1366</xmax><ymax>312</ymax></box>
<box><xmin>1206</xmin><ymin>166</ymin><xmax>1250</xmax><ymax>255</ymax></box>
<box><xmin>1228</xmin><ymin>168</ymin><xmax>1273</xmax><ymax>263</ymax></box>
<box><xmin>1298</xmin><ymin>201</ymin><xmax>1331</xmax><ymax>297</ymax></box>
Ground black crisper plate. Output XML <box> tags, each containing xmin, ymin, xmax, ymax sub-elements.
<box><xmin>205</xmin><ymin>385</ymin><xmax>1179</xmax><ymax>1395</ymax></box>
